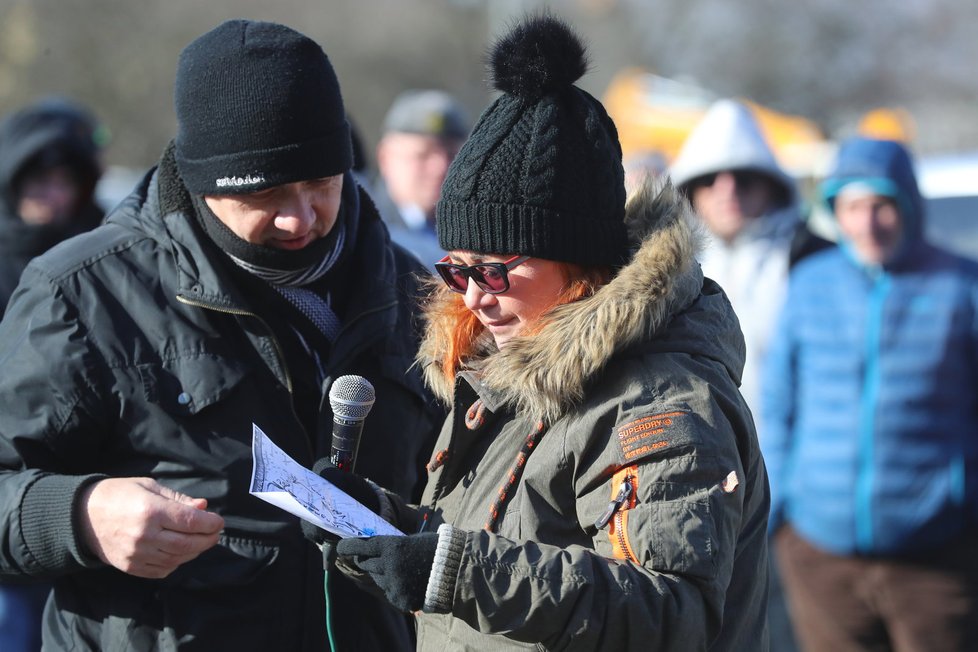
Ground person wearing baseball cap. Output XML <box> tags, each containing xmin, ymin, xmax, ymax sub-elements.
<box><xmin>372</xmin><ymin>89</ymin><xmax>470</xmax><ymax>269</ymax></box>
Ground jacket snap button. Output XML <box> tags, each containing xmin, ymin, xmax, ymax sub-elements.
<box><xmin>177</xmin><ymin>392</ymin><xmax>192</xmax><ymax>406</ymax></box>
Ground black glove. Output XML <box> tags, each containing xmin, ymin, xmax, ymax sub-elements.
<box><xmin>335</xmin><ymin>533</ymin><xmax>438</xmax><ymax>613</ymax></box>
<box><xmin>300</xmin><ymin>458</ymin><xmax>381</xmax><ymax>547</ymax></box>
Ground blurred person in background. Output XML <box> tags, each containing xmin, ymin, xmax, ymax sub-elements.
<box><xmin>0</xmin><ymin>98</ymin><xmax>105</xmax><ymax>650</ymax></box>
<box><xmin>669</xmin><ymin>97</ymin><xmax>817</xmax><ymax>652</ymax></box>
<box><xmin>372</xmin><ymin>88</ymin><xmax>470</xmax><ymax>268</ymax></box>
<box><xmin>670</xmin><ymin>98</ymin><xmax>819</xmax><ymax>418</ymax></box>
<box><xmin>0</xmin><ymin>97</ymin><xmax>105</xmax><ymax>319</ymax></box>
<box><xmin>762</xmin><ymin>136</ymin><xmax>978</xmax><ymax>651</ymax></box>
<box><xmin>307</xmin><ymin>15</ymin><xmax>771</xmax><ymax>650</ymax></box>
<box><xmin>0</xmin><ymin>19</ymin><xmax>443</xmax><ymax>651</ymax></box>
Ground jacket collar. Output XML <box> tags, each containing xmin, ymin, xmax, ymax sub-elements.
<box><xmin>108</xmin><ymin>144</ymin><xmax>404</xmax><ymax>345</ymax></box>
<box><xmin>154</xmin><ymin>143</ymin><xmax>255</xmax><ymax>311</ymax></box>
<box><xmin>419</xmin><ymin>179</ymin><xmax>720</xmax><ymax>423</ymax></box>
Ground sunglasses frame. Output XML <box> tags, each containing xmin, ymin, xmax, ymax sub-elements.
<box><xmin>435</xmin><ymin>254</ymin><xmax>531</xmax><ymax>295</ymax></box>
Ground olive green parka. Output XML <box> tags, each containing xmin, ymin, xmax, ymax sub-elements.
<box><xmin>413</xmin><ymin>180</ymin><xmax>770</xmax><ymax>651</ymax></box>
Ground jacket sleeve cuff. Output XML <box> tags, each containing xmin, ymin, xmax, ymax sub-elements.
<box><xmin>422</xmin><ymin>523</ymin><xmax>466</xmax><ymax>614</ymax></box>
<box><xmin>365</xmin><ymin>478</ymin><xmax>399</xmax><ymax>528</ymax></box>
<box><xmin>373</xmin><ymin>485</ymin><xmax>428</xmax><ymax>534</ymax></box>
<box><xmin>20</xmin><ymin>473</ymin><xmax>107</xmax><ymax>574</ymax></box>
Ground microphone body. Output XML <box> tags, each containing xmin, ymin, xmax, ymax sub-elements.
<box><xmin>328</xmin><ymin>375</ymin><xmax>376</xmax><ymax>473</ymax></box>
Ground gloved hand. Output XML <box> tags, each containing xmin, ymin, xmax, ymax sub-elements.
<box><xmin>300</xmin><ymin>458</ymin><xmax>381</xmax><ymax>547</ymax></box>
<box><xmin>335</xmin><ymin>532</ymin><xmax>438</xmax><ymax>613</ymax></box>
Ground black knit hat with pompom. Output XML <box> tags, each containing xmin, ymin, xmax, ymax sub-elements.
<box><xmin>436</xmin><ymin>14</ymin><xmax>629</xmax><ymax>266</ymax></box>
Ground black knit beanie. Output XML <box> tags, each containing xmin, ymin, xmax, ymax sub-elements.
<box><xmin>174</xmin><ymin>19</ymin><xmax>352</xmax><ymax>195</ymax></box>
<box><xmin>436</xmin><ymin>15</ymin><xmax>629</xmax><ymax>267</ymax></box>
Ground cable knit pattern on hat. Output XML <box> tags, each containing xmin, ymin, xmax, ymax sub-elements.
<box><xmin>446</xmin><ymin>100</ymin><xmax>524</xmax><ymax>201</ymax></box>
<box><xmin>524</xmin><ymin>102</ymin><xmax>558</xmax><ymax>206</ymax></box>
<box><xmin>436</xmin><ymin>15</ymin><xmax>629</xmax><ymax>267</ymax></box>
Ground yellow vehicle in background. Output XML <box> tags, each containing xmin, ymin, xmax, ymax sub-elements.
<box><xmin>602</xmin><ymin>67</ymin><xmax>832</xmax><ymax>179</ymax></box>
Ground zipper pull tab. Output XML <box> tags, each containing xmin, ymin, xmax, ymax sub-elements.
<box><xmin>594</xmin><ymin>479</ymin><xmax>633</xmax><ymax>530</ymax></box>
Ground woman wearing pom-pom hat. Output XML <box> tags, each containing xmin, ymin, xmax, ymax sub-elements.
<box><xmin>326</xmin><ymin>14</ymin><xmax>770</xmax><ymax>650</ymax></box>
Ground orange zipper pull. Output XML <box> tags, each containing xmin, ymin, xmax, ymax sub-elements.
<box><xmin>594</xmin><ymin>479</ymin><xmax>632</xmax><ymax>529</ymax></box>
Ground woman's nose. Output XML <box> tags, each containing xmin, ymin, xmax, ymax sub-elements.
<box><xmin>462</xmin><ymin>278</ymin><xmax>496</xmax><ymax>310</ymax></box>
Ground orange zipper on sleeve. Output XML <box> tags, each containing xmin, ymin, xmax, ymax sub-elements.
<box><xmin>606</xmin><ymin>465</ymin><xmax>639</xmax><ymax>563</ymax></box>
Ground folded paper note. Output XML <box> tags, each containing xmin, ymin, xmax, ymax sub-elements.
<box><xmin>249</xmin><ymin>423</ymin><xmax>402</xmax><ymax>538</ymax></box>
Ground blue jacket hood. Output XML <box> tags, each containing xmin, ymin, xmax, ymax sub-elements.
<box><xmin>820</xmin><ymin>137</ymin><xmax>925</xmax><ymax>265</ymax></box>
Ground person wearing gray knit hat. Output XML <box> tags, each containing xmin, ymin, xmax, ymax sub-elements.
<box><xmin>0</xmin><ymin>18</ymin><xmax>445</xmax><ymax>652</ymax></box>
<box><xmin>332</xmin><ymin>14</ymin><xmax>771</xmax><ymax>651</ymax></box>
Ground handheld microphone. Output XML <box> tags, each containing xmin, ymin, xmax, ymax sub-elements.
<box><xmin>328</xmin><ymin>375</ymin><xmax>375</xmax><ymax>472</ymax></box>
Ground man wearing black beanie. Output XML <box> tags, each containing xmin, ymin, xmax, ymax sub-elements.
<box><xmin>0</xmin><ymin>19</ymin><xmax>442</xmax><ymax>651</ymax></box>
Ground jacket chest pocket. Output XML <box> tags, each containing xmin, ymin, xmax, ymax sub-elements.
<box><xmin>138</xmin><ymin>353</ymin><xmax>252</xmax><ymax>417</ymax></box>
<box><xmin>130</xmin><ymin>353</ymin><xmax>261</xmax><ymax>477</ymax></box>
<box><xmin>130</xmin><ymin>353</ymin><xmax>293</xmax><ymax>516</ymax></box>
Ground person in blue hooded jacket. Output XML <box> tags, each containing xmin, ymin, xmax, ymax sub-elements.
<box><xmin>761</xmin><ymin>136</ymin><xmax>978</xmax><ymax>651</ymax></box>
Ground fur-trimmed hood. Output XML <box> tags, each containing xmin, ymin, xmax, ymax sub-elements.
<box><xmin>418</xmin><ymin>179</ymin><xmax>745</xmax><ymax>422</ymax></box>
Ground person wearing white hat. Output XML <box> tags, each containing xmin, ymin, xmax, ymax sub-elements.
<box><xmin>669</xmin><ymin>98</ymin><xmax>812</xmax><ymax>652</ymax></box>
<box><xmin>669</xmin><ymin>98</ymin><xmax>811</xmax><ymax>426</ymax></box>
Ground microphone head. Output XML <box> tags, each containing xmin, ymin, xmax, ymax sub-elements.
<box><xmin>328</xmin><ymin>375</ymin><xmax>376</xmax><ymax>422</ymax></box>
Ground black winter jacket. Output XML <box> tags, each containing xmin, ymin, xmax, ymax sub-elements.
<box><xmin>0</xmin><ymin>151</ymin><xmax>442</xmax><ymax>650</ymax></box>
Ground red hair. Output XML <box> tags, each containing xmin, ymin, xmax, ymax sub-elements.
<box><xmin>431</xmin><ymin>262</ymin><xmax>611</xmax><ymax>387</ymax></box>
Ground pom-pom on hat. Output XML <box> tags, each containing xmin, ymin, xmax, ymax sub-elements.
<box><xmin>436</xmin><ymin>14</ymin><xmax>629</xmax><ymax>267</ymax></box>
<box><xmin>174</xmin><ymin>19</ymin><xmax>352</xmax><ymax>196</ymax></box>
